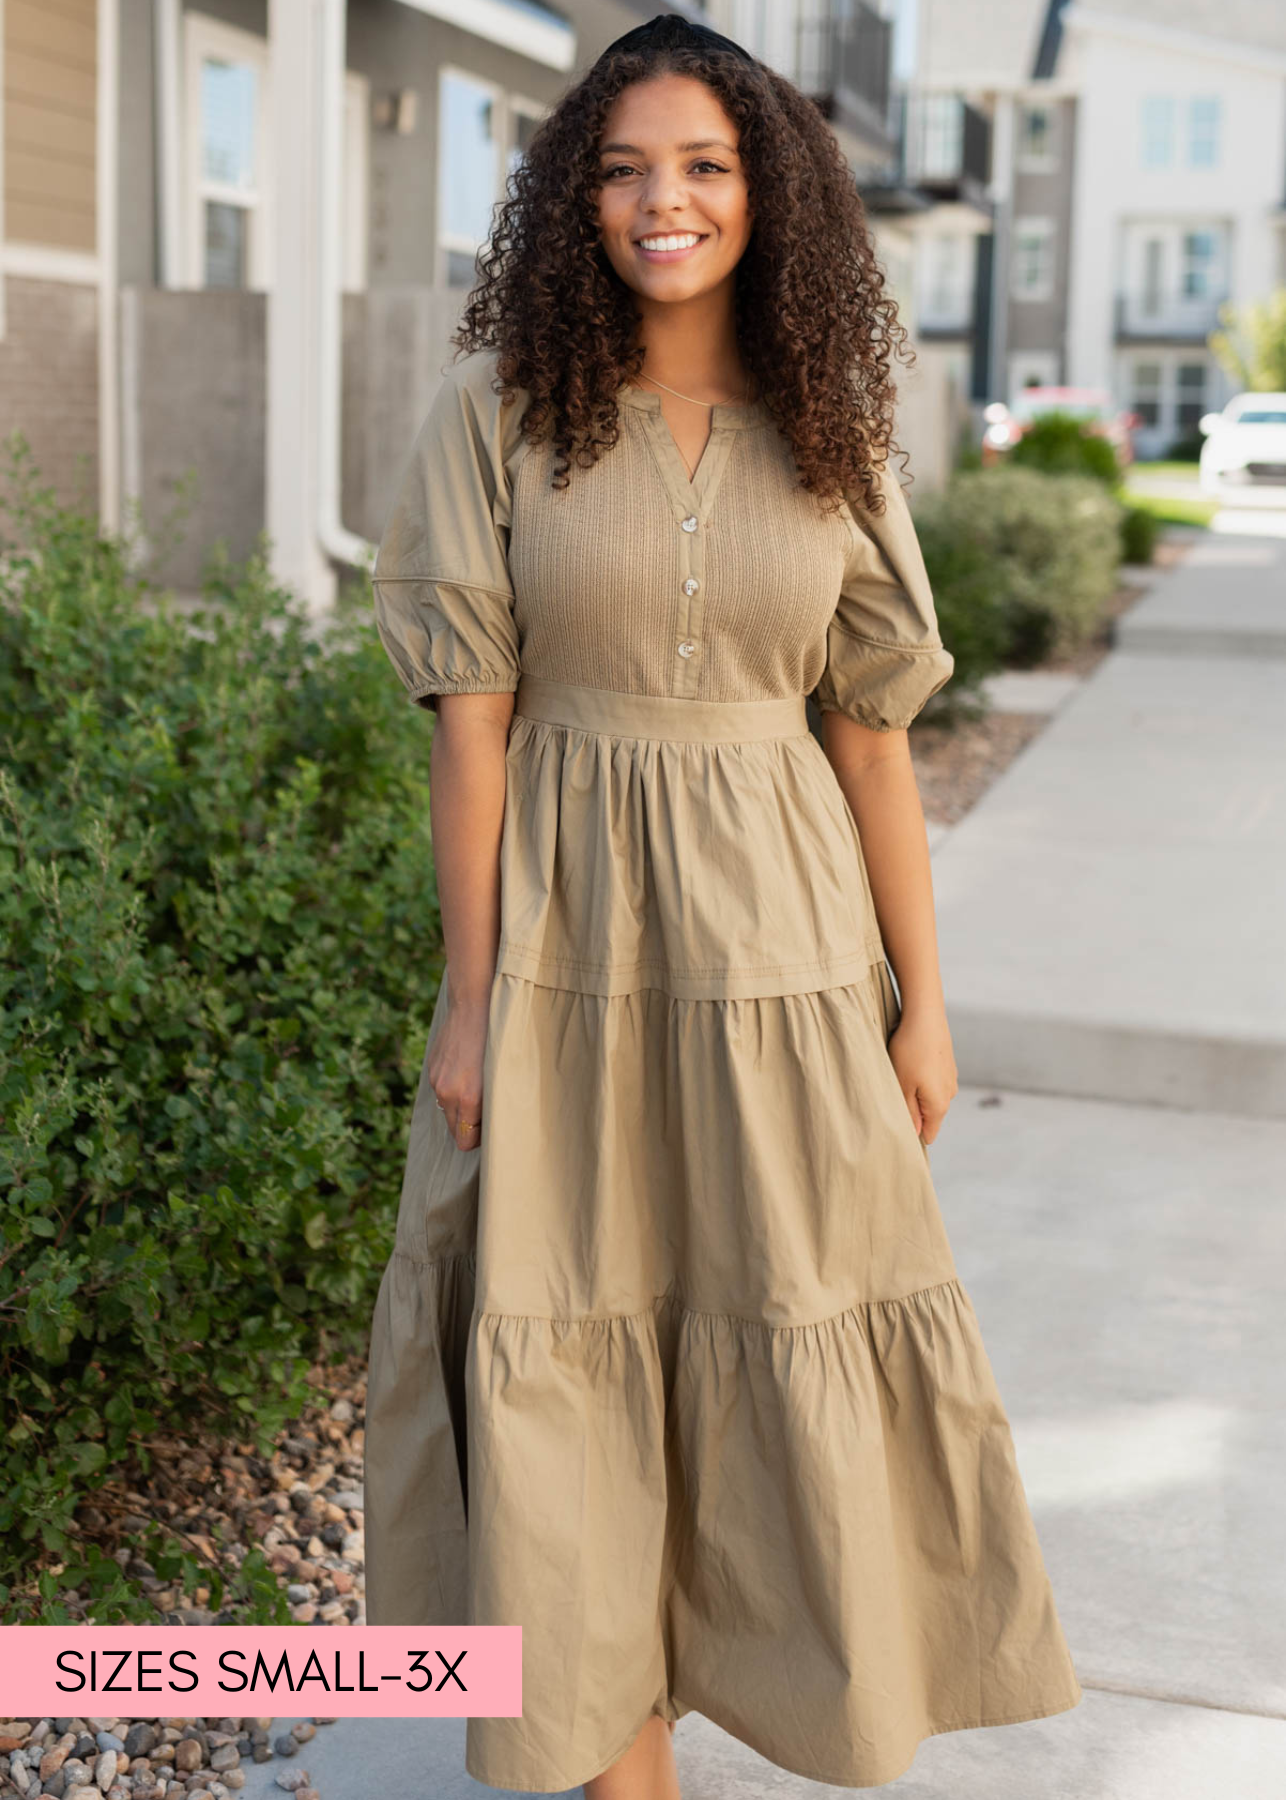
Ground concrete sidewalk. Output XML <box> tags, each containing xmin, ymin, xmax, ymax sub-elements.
<box><xmin>931</xmin><ymin>529</ymin><xmax>1286</xmax><ymax>1117</ymax></box>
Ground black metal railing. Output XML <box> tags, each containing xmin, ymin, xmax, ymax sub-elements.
<box><xmin>796</xmin><ymin>0</ymin><xmax>892</xmax><ymax>132</ymax></box>
<box><xmin>901</xmin><ymin>93</ymin><xmax>991</xmax><ymax>189</ymax></box>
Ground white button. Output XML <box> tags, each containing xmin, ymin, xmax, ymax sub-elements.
<box><xmin>681</xmin><ymin>515</ymin><xmax>698</xmax><ymax>533</ymax></box>
<box><xmin>677</xmin><ymin>640</ymin><xmax>696</xmax><ymax>658</ymax></box>
<box><xmin>682</xmin><ymin>576</ymin><xmax>700</xmax><ymax>596</ymax></box>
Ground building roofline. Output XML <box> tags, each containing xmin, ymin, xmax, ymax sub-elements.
<box><xmin>1061</xmin><ymin>4</ymin><xmax>1286</xmax><ymax>76</ymax></box>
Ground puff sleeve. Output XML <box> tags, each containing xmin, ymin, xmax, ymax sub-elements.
<box><xmin>371</xmin><ymin>354</ymin><xmax>524</xmax><ymax>713</ymax></box>
<box><xmin>813</xmin><ymin>459</ymin><xmax>955</xmax><ymax>732</ymax></box>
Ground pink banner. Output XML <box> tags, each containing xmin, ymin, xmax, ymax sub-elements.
<box><xmin>0</xmin><ymin>1626</ymin><xmax>521</xmax><ymax>1718</ymax></box>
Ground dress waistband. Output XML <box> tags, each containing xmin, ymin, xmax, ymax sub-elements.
<box><xmin>512</xmin><ymin>676</ymin><xmax>811</xmax><ymax>744</ymax></box>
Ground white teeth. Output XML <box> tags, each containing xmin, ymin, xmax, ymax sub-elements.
<box><xmin>638</xmin><ymin>233</ymin><xmax>702</xmax><ymax>252</ymax></box>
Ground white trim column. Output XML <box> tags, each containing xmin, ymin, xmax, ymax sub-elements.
<box><xmin>153</xmin><ymin>0</ymin><xmax>184</xmax><ymax>289</ymax></box>
<box><xmin>266</xmin><ymin>0</ymin><xmax>335</xmax><ymax>612</ymax></box>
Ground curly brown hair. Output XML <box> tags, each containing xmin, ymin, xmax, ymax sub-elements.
<box><xmin>452</xmin><ymin>25</ymin><xmax>913</xmax><ymax>517</ymax></box>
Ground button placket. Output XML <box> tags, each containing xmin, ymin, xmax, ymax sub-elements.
<box><xmin>674</xmin><ymin>509</ymin><xmax>705</xmax><ymax>696</ymax></box>
<box><xmin>633</xmin><ymin>407</ymin><xmax>739</xmax><ymax>699</ymax></box>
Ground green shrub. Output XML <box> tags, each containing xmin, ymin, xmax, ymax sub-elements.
<box><xmin>1165</xmin><ymin>428</ymin><xmax>1206</xmax><ymax>462</ymax></box>
<box><xmin>1119</xmin><ymin>504</ymin><xmax>1159</xmax><ymax>566</ymax></box>
<box><xmin>915</xmin><ymin>466</ymin><xmax>1124</xmax><ymax>672</ymax></box>
<box><xmin>1007</xmin><ymin>411</ymin><xmax>1122</xmax><ymax>486</ymax></box>
<box><xmin>0</xmin><ymin>443</ymin><xmax>437</xmax><ymax>1610</ymax></box>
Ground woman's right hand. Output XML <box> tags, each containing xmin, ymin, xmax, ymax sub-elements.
<box><xmin>429</xmin><ymin>985</ymin><xmax>491</xmax><ymax>1153</ymax></box>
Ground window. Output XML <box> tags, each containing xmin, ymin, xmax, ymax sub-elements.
<box><xmin>439</xmin><ymin>70</ymin><xmax>502</xmax><ymax>288</ymax></box>
<box><xmin>1017</xmin><ymin>103</ymin><xmax>1057</xmax><ymax>171</ymax></box>
<box><xmin>1141</xmin><ymin>96</ymin><xmax>1174</xmax><ymax>169</ymax></box>
<box><xmin>182</xmin><ymin>13</ymin><xmax>366</xmax><ymax>293</ymax></box>
<box><xmin>1188</xmin><ymin>96</ymin><xmax>1220</xmax><ymax>168</ymax></box>
<box><xmin>186</xmin><ymin>18</ymin><xmax>269</xmax><ymax>289</ymax></box>
<box><xmin>1130</xmin><ymin>361</ymin><xmax>1162</xmax><ymax>428</ymax></box>
<box><xmin>507</xmin><ymin>100</ymin><xmax>542</xmax><ymax>185</ymax></box>
<box><xmin>922</xmin><ymin>234</ymin><xmax>972</xmax><ymax>328</ymax></box>
<box><xmin>1181</xmin><ymin>230</ymin><xmax>1218</xmax><ymax>299</ymax></box>
<box><xmin>1176</xmin><ymin>361</ymin><xmax>1208</xmax><ymax>427</ymax></box>
<box><xmin>439</xmin><ymin>70</ymin><xmax>547</xmax><ymax>286</ymax></box>
<box><xmin>1011</xmin><ymin>218</ymin><xmax>1054</xmax><ymax>302</ymax></box>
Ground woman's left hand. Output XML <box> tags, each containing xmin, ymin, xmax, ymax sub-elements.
<box><xmin>887</xmin><ymin>1002</ymin><xmax>959</xmax><ymax>1145</ymax></box>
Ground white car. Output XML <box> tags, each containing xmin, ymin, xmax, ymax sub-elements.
<box><xmin>1199</xmin><ymin>393</ymin><xmax>1286</xmax><ymax>496</ymax></box>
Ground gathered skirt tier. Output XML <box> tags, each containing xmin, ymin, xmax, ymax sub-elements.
<box><xmin>363</xmin><ymin>676</ymin><xmax>1081</xmax><ymax>1792</ymax></box>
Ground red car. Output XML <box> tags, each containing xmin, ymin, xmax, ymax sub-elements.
<box><xmin>982</xmin><ymin>387</ymin><xmax>1137</xmax><ymax>467</ymax></box>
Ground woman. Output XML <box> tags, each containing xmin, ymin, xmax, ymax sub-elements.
<box><xmin>363</xmin><ymin>14</ymin><xmax>1081</xmax><ymax>1797</ymax></box>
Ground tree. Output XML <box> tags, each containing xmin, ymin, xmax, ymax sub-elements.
<box><xmin>1209</xmin><ymin>290</ymin><xmax>1286</xmax><ymax>391</ymax></box>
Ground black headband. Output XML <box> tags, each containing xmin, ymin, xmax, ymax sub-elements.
<box><xmin>599</xmin><ymin>12</ymin><xmax>760</xmax><ymax>71</ymax></box>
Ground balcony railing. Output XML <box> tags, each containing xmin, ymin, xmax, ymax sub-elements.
<box><xmin>901</xmin><ymin>93</ymin><xmax>991</xmax><ymax>190</ymax></box>
<box><xmin>796</xmin><ymin>0</ymin><xmax>892</xmax><ymax>138</ymax></box>
<box><xmin>1114</xmin><ymin>292</ymin><xmax>1226</xmax><ymax>341</ymax></box>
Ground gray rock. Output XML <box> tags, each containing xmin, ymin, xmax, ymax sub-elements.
<box><xmin>208</xmin><ymin>1746</ymin><xmax>239</xmax><ymax>1773</ymax></box>
<box><xmin>123</xmin><ymin>1725</ymin><xmax>157</xmax><ymax>1759</ymax></box>
<box><xmin>94</xmin><ymin>1733</ymin><xmax>126</xmax><ymax>1754</ymax></box>
<box><xmin>271</xmin><ymin>1735</ymin><xmax>298</xmax><ymax>1758</ymax></box>
<box><xmin>93</xmin><ymin>1750</ymin><xmax>117</xmax><ymax>1789</ymax></box>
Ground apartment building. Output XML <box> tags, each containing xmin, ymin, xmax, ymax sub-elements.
<box><xmin>899</xmin><ymin>0</ymin><xmax>1286</xmax><ymax>456</ymax></box>
<box><xmin>1055</xmin><ymin>1</ymin><xmax>1286</xmax><ymax>457</ymax></box>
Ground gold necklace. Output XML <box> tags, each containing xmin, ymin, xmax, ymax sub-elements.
<box><xmin>635</xmin><ymin>369</ymin><xmax>752</xmax><ymax>407</ymax></box>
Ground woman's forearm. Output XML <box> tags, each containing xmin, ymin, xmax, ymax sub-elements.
<box><xmin>428</xmin><ymin>695</ymin><xmax>513</xmax><ymax>1006</ymax></box>
<box><xmin>821</xmin><ymin>717</ymin><xmax>945</xmax><ymax>1016</ymax></box>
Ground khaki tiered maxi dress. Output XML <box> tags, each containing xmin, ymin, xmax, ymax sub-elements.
<box><xmin>363</xmin><ymin>347</ymin><xmax>1082</xmax><ymax>1793</ymax></box>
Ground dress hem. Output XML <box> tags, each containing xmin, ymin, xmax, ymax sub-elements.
<box><xmin>463</xmin><ymin>1677</ymin><xmax>1086</xmax><ymax>1794</ymax></box>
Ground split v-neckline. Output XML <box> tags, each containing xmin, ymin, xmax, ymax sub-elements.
<box><xmin>619</xmin><ymin>381</ymin><xmax>769</xmax><ymax>520</ymax></box>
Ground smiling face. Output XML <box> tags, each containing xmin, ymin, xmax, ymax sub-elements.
<box><xmin>595</xmin><ymin>73</ymin><xmax>753</xmax><ymax>307</ymax></box>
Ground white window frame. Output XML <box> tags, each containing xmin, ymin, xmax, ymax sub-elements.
<box><xmin>1141</xmin><ymin>95</ymin><xmax>1174</xmax><ymax>170</ymax></box>
<box><xmin>184</xmin><ymin>13</ymin><xmax>273</xmax><ymax>291</ymax></box>
<box><xmin>184</xmin><ymin>13</ymin><xmax>366</xmax><ymax>294</ymax></box>
<box><xmin>919</xmin><ymin>231</ymin><xmax>973</xmax><ymax>333</ymax></box>
<box><xmin>1016</xmin><ymin>101</ymin><xmax>1058</xmax><ymax>173</ymax></box>
<box><xmin>1187</xmin><ymin>95</ymin><xmax>1221</xmax><ymax>169</ymax></box>
<box><xmin>1129</xmin><ymin>358</ymin><xmax>1163</xmax><ymax>429</ymax></box>
<box><xmin>437</xmin><ymin>65</ymin><xmax>505</xmax><ymax>286</ymax></box>
<box><xmin>342</xmin><ymin>71</ymin><xmax>370</xmax><ymax>293</ymax></box>
<box><xmin>506</xmin><ymin>92</ymin><xmax>544</xmax><ymax>186</ymax></box>
<box><xmin>437</xmin><ymin>67</ymin><xmax>546</xmax><ymax>287</ymax></box>
<box><xmin>1011</xmin><ymin>217</ymin><xmax>1055</xmax><ymax>304</ymax></box>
